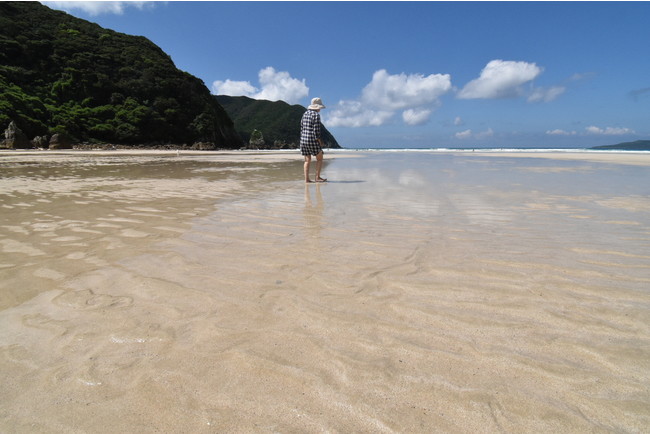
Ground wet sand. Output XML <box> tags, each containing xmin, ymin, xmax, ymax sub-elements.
<box><xmin>1</xmin><ymin>150</ymin><xmax>649</xmax><ymax>432</ymax></box>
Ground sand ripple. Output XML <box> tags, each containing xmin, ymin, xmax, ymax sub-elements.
<box><xmin>1</xmin><ymin>151</ymin><xmax>649</xmax><ymax>432</ymax></box>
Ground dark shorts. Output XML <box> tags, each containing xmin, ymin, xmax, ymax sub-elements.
<box><xmin>300</xmin><ymin>142</ymin><xmax>323</xmax><ymax>156</ymax></box>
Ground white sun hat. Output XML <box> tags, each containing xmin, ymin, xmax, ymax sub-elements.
<box><xmin>308</xmin><ymin>97</ymin><xmax>326</xmax><ymax>110</ymax></box>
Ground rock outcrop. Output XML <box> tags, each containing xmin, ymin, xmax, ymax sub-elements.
<box><xmin>191</xmin><ymin>142</ymin><xmax>217</xmax><ymax>151</ymax></box>
<box><xmin>248</xmin><ymin>129</ymin><xmax>265</xmax><ymax>148</ymax></box>
<box><xmin>32</xmin><ymin>135</ymin><xmax>49</xmax><ymax>148</ymax></box>
<box><xmin>49</xmin><ymin>133</ymin><xmax>72</xmax><ymax>149</ymax></box>
<box><xmin>2</xmin><ymin>121</ymin><xmax>30</xmax><ymax>149</ymax></box>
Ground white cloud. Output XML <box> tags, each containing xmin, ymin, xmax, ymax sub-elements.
<box><xmin>585</xmin><ymin>126</ymin><xmax>635</xmax><ymax>135</ymax></box>
<box><xmin>402</xmin><ymin>108</ymin><xmax>432</xmax><ymax>126</ymax></box>
<box><xmin>326</xmin><ymin>100</ymin><xmax>394</xmax><ymax>128</ymax></box>
<box><xmin>454</xmin><ymin>116</ymin><xmax>464</xmax><ymax>126</ymax></box>
<box><xmin>528</xmin><ymin>85</ymin><xmax>566</xmax><ymax>103</ymax></box>
<box><xmin>362</xmin><ymin>69</ymin><xmax>452</xmax><ymax>110</ymax></box>
<box><xmin>570</xmin><ymin>72</ymin><xmax>596</xmax><ymax>82</ymax></box>
<box><xmin>455</xmin><ymin>128</ymin><xmax>493</xmax><ymax>140</ymax></box>
<box><xmin>254</xmin><ymin>67</ymin><xmax>309</xmax><ymax>103</ymax></box>
<box><xmin>326</xmin><ymin>69</ymin><xmax>452</xmax><ymax>127</ymax></box>
<box><xmin>458</xmin><ymin>60</ymin><xmax>542</xmax><ymax>99</ymax></box>
<box><xmin>546</xmin><ymin>129</ymin><xmax>576</xmax><ymax>135</ymax></box>
<box><xmin>211</xmin><ymin>79</ymin><xmax>257</xmax><ymax>97</ymax></box>
<box><xmin>211</xmin><ymin>67</ymin><xmax>308</xmax><ymax>104</ymax></box>
<box><xmin>43</xmin><ymin>1</ymin><xmax>152</xmax><ymax>16</ymax></box>
<box><xmin>546</xmin><ymin>126</ymin><xmax>633</xmax><ymax>136</ymax></box>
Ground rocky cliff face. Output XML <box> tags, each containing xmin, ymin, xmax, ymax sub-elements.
<box><xmin>0</xmin><ymin>2</ymin><xmax>242</xmax><ymax>149</ymax></box>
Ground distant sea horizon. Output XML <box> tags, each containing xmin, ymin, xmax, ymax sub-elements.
<box><xmin>331</xmin><ymin>146</ymin><xmax>650</xmax><ymax>154</ymax></box>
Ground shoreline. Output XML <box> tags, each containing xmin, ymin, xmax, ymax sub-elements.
<box><xmin>1</xmin><ymin>147</ymin><xmax>649</xmax><ymax>167</ymax></box>
<box><xmin>0</xmin><ymin>148</ymin><xmax>365</xmax><ymax>162</ymax></box>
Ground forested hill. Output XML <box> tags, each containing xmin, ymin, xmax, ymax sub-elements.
<box><xmin>0</xmin><ymin>2</ymin><xmax>242</xmax><ymax>148</ymax></box>
<box><xmin>216</xmin><ymin>95</ymin><xmax>341</xmax><ymax>149</ymax></box>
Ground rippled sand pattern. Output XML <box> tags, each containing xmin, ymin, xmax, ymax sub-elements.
<box><xmin>1</xmin><ymin>151</ymin><xmax>649</xmax><ymax>432</ymax></box>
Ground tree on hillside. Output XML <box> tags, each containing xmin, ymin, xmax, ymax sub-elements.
<box><xmin>0</xmin><ymin>2</ymin><xmax>241</xmax><ymax>148</ymax></box>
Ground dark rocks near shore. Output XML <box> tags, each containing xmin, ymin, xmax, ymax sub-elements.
<box><xmin>190</xmin><ymin>142</ymin><xmax>217</xmax><ymax>151</ymax></box>
<box><xmin>249</xmin><ymin>129</ymin><xmax>265</xmax><ymax>148</ymax></box>
<box><xmin>32</xmin><ymin>135</ymin><xmax>49</xmax><ymax>148</ymax></box>
<box><xmin>71</xmin><ymin>142</ymin><xmax>222</xmax><ymax>151</ymax></box>
<box><xmin>1</xmin><ymin>121</ymin><xmax>30</xmax><ymax>149</ymax></box>
<box><xmin>49</xmin><ymin>133</ymin><xmax>72</xmax><ymax>150</ymax></box>
<box><xmin>0</xmin><ymin>119</ymin><xmax>228</xmax><ymax>151</ymax></box>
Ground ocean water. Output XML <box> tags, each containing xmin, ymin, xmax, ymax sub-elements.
<box><xmin>332</xmin><ymin>146</ymin><xmax>650</xmax><ymax>153</ymax></box>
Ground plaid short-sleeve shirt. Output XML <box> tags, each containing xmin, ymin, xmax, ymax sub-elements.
<box><xmin>300</xmin><ymin>109</ymin><xmax>323</xmax><ymax>156</ymax></box>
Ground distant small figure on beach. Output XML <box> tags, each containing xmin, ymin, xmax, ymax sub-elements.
<box><xmin>300</xmin><ymin>97</ymin><xmax>327</xmax><ymax>183</ymax></box>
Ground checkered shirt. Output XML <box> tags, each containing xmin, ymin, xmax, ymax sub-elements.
<box><xmin>300</xmin><ymin>109</ymin><xmax>323</xmax><ymax>156</ymax></box>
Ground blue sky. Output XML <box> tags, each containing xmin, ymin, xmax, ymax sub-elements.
<box><xmin>43</xmin><ymin>1</ymin><xmax>650</xmax><ymax>149</ymax></box>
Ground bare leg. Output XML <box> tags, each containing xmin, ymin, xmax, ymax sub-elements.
<box><xmin>304</xmin><ymin>155</ymin><xmax>313</xmax><ymax>183</ymax></box>
<box><xmin>315</xmin><ymin>151</ymin><xmax>326</xmax><ymax>182</ymax></box>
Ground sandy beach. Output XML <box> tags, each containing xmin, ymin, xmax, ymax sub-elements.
<box><xmin>1</xmin><ymin>150</ymin><xmax>649</xmax><ymax>432</ymax></box>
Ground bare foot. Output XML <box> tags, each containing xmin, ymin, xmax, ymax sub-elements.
<box><xmin>305</xmin><ymin>179</ymin><xmax>314</xmax><ymax>183</ymax></box>
<box><xmin>316</xmin><ymin>177</ymin><xmax>327</xmax><ymax>183</ymax></box>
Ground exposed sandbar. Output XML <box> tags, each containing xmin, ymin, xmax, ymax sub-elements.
<box><xmin>1</xmin><ymin>151</ymin><xmax>648</xmax><ymax>432</ymax></box>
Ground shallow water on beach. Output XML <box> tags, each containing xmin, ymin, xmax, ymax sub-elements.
<box><xmin>1</xmin><ymin>151</ymin><xmax>649</xmax><ymax>432</ymax></box>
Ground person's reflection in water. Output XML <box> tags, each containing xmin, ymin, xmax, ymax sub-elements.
<box><xmin>303</xmin><ymin>183</ymin><xmax>324</xmax><ymax>240</ymax></box>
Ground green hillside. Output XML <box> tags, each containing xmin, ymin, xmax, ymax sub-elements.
<box><xmin>215</xmin><ymin>95</ymin><xmax>341</xmax><ymax>149</ymax></box>
<box><xmin>591</xmin><ymin>140</ymin><xmax>650</xmax><ymax>151</ymax></box>
<box><xmin>0</xmin><ymin>2</ymin><xmax>241</xmax><ymax>148</ymax></box>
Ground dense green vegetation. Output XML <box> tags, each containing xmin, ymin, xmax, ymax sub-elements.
<box><xmin>591</xmin><ymin>140</ymin><xmax>650</xmax><ymax>151</ymax></box>
<box><xmin>216</xmin><ymin>95</ymin><xmax>340</xmax><ymax>149</ymax></box>
<box><xmin>0</xmin><ymin>2</ymin><xmax>241</xmax><ymax>147</ymax></box>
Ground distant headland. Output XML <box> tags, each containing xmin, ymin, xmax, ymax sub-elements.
<box><xmin>591</xmin><ymin>140</ymin><xmax>650</xmax><ymax>151</ymax></box>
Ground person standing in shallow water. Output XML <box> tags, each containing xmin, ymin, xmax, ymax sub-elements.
<box><xmin>300</xmin><ymin>97</ymin><xmax>327</xmax><ymax>183</ymax></box>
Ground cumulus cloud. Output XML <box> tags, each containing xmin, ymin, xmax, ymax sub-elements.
<box><xmin>458</xmin><ymin>60</ymin><xmax>542</xmax><ymax>99</ymax></box>
<box><xmin>325</xmin><ymin>100</ymin><xmax>393</xmax><ymax>128</ymax></box>
<box><xmin>362</xmin><ymin>70</ymin><xmax>452</xmax><ymax>110</ymax></box>
<box><xmin>43</xmin><ymin>1</ymin><xmax>152</xmax><ymax>16</ymax></box>
<box><xmin>211</xmin><ymin>79</ymin><xmax>257</xmax><ymax>97</ymax></box>
<box><xmin>454</xmin><ymin>116</ymin><xmax>464</xmax><ymax>126</ymax></box>
<box><xmin>326</xmin><ymin>69</ymin><xmax>452</xmax><ymax>127</ymax></box>
<box><xmin>546</xmin><ymin>129</ymin><xmax>576</xmax><ymax>135</ymax></box>
<box><xmin>254</xmin><ymin>67</ymin><xmax>309</xmax><ymax>103</ymax></box>
<box><xmin>402</xmin><ymin>108</ymin><xmax>432</xmax><ymax>126</ymax></box>
<box><xmin>585</xmin><ymin>126</ymin><xmax>635</xmax><ymax>135</ymax></box>
<box><xmin>455</xmin><ymin>129</ymin><xmax>473</xmax><ymax>139</ymax></box>
<box><xmin>211</xmin><ymin>67</ymin><xmax>308</xmax><ymax>104</ymax></box>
